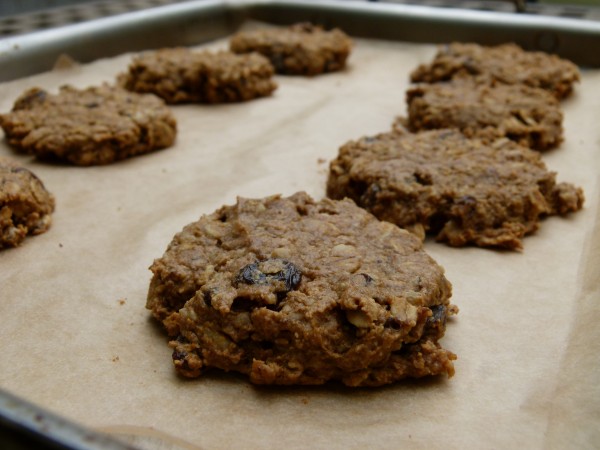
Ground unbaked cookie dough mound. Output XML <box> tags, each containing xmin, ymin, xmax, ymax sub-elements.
<box><xmin>410</xmin><ymin>42</ymin><xmax>580</xmax><ymax>99</ymax></box>
<box><xmin>327</xmin><ymin>129</ymin><xmax>583</xmax><ymax>250</ymax></box>
<box><xmin>230</xmin><ymin>23</ymin><xmax>352</xmax><ymax>76</ymax></box>
<box><xmin>120</xmin><ymin>48</ymin><xmax>277</xmax><ymax>104</ymax></box>
<box><xmin>0</xmin><ymin>85</ymin><xmax>177</xmax><ymax>166</ymax></box>
<box><xmin>147</xmin><ymin>192</ymin><xmax>457</xmax><ymax>387</ymax></box>
<box><xmin>0</xmin><ymin>157</ymin><xmax>55</xmax><ymax>248</ymax></box>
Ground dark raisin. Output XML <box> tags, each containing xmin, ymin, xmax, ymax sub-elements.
<box><xmin>384</xmin><ymin>317</ymin><xmax>402</xmax><ymax>330</ymax></box>
<box><xmin>236</xmin><ymin>259</ymin><xmax>302</xmax><ymax>292</ymax></box>
<box><xmin>359</xmin><ymin>183</ymin><xmax>381</xmax><ymax>207</ymax></box>
<box><xmin>427</xmin><ymin>305</ymin><xmax>447</xmax><ymax>325</ymax></box>
<box><xmin>280</xmin><ymin>264</ymin><xmax>302</xmax><ymax>291</ymax></box>
<box><xmin>237</xmin><ymin>262</ymin><xmax>267</xmax><ymax>285</ymax></box>
<box><xmin>423</xmin><ymin>305</ymin><xmax>448</xmax><ymax>339</ymax></box>
<box><xmin>172</xmin><ymin>349</ymin><xmax>187</xmax><ymax>361</ymax></box>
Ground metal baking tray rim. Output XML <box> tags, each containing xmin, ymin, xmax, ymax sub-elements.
<box><xmin>0</xmin><ymin>0</ymin><xmax>599</xmax><ymax>83</ymax></box>
<box><xmin>0</xmin><ymin>1</ymin><xmax>599</xmax><ymax>448</ymax></box>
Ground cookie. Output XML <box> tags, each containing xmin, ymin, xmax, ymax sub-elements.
<box><xmin>327</xmin><ymin>129</ymin><xmax>584</xmax><ymax>250</ymax></box>
<box><xmin>147</xmin><ymin>192</ymin><xmax>457</xmax><ymax>386</ymax></box>
<box><xmin>0</xmin><ymin>157</ymin><xmax>54</xmax><ymax>248</ymax></box>
<box><xmin>410</xmin><ymin>42</ymin><xmax>580</xmax><ymax>99</ymax></box>
<box><xmin>120</xmin><ymin>48</ymin><xmax>277</xmax><ymax>103</ymax></box>
<box><xmin>230</xmin><ymin>23</ymin><xmax>352</xmax><ymax>76</ymax></box>
<box><xmin>406</xmin><ymin>79</ymin><xmax>563</xmax><ymax>151</ymax></box>
<box><xmin>0</xmin><ymin>85</ymin><xmax>176</xmax><ymax>166</ymax></box>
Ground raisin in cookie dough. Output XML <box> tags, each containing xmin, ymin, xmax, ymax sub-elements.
<box><xmin>406</xmin><ymin>79</ymin><xmax>563</xmax><ymax>151</ymax></box>
<box><xmin>147</xmin><ymin>192</ymin><xmax>457</xmax><ymax>387</ymax></box>
<box><xmin>0</xmin><ymin>85</ymin><xmax>176</xmax><ymax>166</ymax></box>
<box><xmin>327</xmin><ymin>129</ymin><xmax>584</xmax><ymax>250</ymax></box>
<box><xmin>119</xmin><ymin>48</ymin><xmax>277</xmax><ymax>104</ymax></box>
<box><xmin>411</xmin><ymin>42</ymin><xmax>580</xmax><ymax>99</ymax></box>
<box><xmin>0</xmin><ymin>157</ymin><xmax>54</xmax><ymax>248</ymax></box>
<box><xmin>230</xmin><ymin>23</ymin><xmax>352</xmax><ymax>76</ymax></box>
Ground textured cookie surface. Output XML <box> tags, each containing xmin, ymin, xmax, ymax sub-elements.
<box><xmin>0</xmin><ymin>157</ymin><xmax>54</xmax><ymax>248</ymax></box>
<box><xmin>410</xmin><ymin>42</ymin><xmax>580</xmax><ymax>99</ymax></box>
<box><xmin>0</xmin><ymin>85</ymin><xmax>176</xmax><ymax>166</ymax></box>
<box><xmin>406</xmin><ymin>79</ymin><xmax>563</xmax><ymax>151</ymax></box>
<box><xmin>230</xmin><ymin>23</ymin><xmax>352</xmax><ymax>76</ymax></box>
<box><xmin>120</xmin><ymin>48</ymin><xmax>277</xmax><ymax>103</ymax></box>
<box><xmin>327</xmin><ymin>129</ymin><xmax>584</xmax><ymax>250</ymax></box>
<box><xmin>147</xmin><ymin>192</ymin><xmax>457</xmax><ymax>386</ymax></box>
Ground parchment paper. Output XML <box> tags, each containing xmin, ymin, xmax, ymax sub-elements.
<box><xmin>0</xmin><ymin>29</ymin><xmax>598</xmax><ymax>450</ymax></box>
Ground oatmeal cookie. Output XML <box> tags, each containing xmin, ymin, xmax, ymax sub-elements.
<box><xmin>406</xmin><ymin>79</ymin><xmax>563</xmax><ymax>151</ymax></box>
<box><xmin>230</xmin><ymin>23</ymin><xmax>352</xmax><ymax>76</ymax></box>
<box><xmin>410</xmin><ymin>42</ymin><xmax>579</xmax><ymax>99</ymax></box>
<box><xmin>0</xmin><ymin>157</ymin><xmax>54</xmax><ymax>248</ymax></box>
<box><xmin>120</xmin><ymin>48</ymin><xmax>277</xmax><ymax>103</ymax></box>
<box><xmin>147</xmin><ymin>192</ymin><xmax>457</xmax><ymax>386</ymax></box>
<box><xmin>327</xmin><ymin>129</ymin><xmax>584</xmax><ymax>250</ymax></box>
<box><xmin>0</xmin><ymin>85</ymin><xmax>176</xmax><ymax>166</ymax></box>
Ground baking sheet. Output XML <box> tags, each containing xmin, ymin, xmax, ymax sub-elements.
<box><xmin>0</xmin><ymin>26</ymin><xmax>599</xmax><ymax>450</ymax></box>
<box><xmin>2</xmin><ymin>0</ymin><xmax>600</xmax><ymax>84</ymax></box>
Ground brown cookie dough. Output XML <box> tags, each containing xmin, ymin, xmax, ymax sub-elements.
<box><xmin>0</xmin><ymin>157</ymin><xmax>54</xmax><ymax>248</ymax></box>
<box><xmin>230</xmin><ymin>23</ymin><xmax>352</xmax><ymax>76</ymax></box>
<box><xmin>410</xmin><ymin>42</ymin><xmax>580</xmax><ymax>99</ymax></box>
<box><xmin>147</xmin><ymin>192</ymin><xmax>457</xmax><ymax>387</ymax></box>
<box><xmin>0</xmin><ymin>85</ymin><xmax>176</xmax><ymax>166</ymax></box>
<box><xmin>406</xmin><ymin>79</ymin><xmax>563</xmax><ymax>151</ymax></box>
<box><xmin>327</xmin><ymin>129</ymin><xmax>584</xmax><ymax>250</ymax></box>
<box><xmin>119</xmin><ymin>48</ymin><xmax>277</xmax><ymax>104</ymax></box>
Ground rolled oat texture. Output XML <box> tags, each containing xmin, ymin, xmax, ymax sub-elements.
<box><xmin>406</xmin><ymin>79</ymin><xmax>563</xmax><ymax>151</ymax></box>
<box><xmin>230</xmin><ymin>23</ymin><xmax>352</xmax><ymax>76</ymax></box>
<box><xmin>147</xmin><ymin>192</ymin><xmax>457</xmax><ymax>386</ymax></box>
<box><xmin>0</xmin><ymin>157</ymin><xmax>55</xmax><ymax>248</ymax></box>
<box><xmin>0</xmin><ymin>85</ymin><xmax>177</xmax><ymax>166</ymax></box>
<box><xmin>411</xmin><ymin>42</ymin><xmax>580</xmax><ymax>99</ymax></box>
<box><xmin>120</xmin><ymin>48</ymin><xmax>277</xmax><ymax>104</ymax></box>
<box><xmin>327</xmin><ymin>129</ymin><xmax>584</xmax><ymax>250</ymax></box>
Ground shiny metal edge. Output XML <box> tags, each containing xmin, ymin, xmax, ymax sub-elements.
<box><xmin>0</xmin><ymin>0</ymin><xmax>598</xmax><ymax>82</ymax></box>
<box><xmin>0</xmin><ymin>0</ymin><xmax>241</xmax><ymax>82</ymax></box>
<box><xmin>0</xmin><ymin>387</ymin><xmax>138</xmax><ymax>450</ymax></box>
